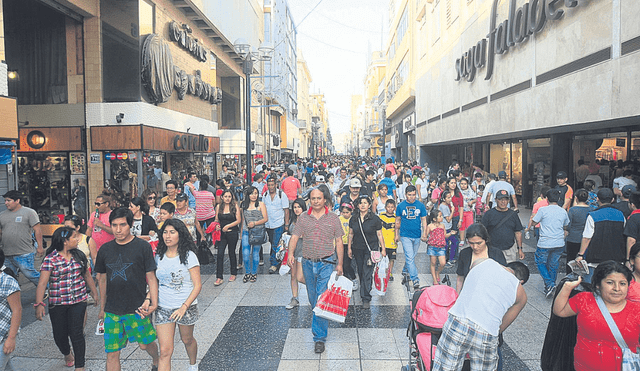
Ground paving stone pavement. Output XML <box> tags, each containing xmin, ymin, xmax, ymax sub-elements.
<box><xmin>10</xmin><ymin>210</ymin><xmax>556</xmax><ymax>370</ymax></box>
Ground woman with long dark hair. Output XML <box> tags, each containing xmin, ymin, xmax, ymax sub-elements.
<box><xmin>129</xmin><ymin>197</ymin><xmax>158</xmax><ymax>241</ymax></box>
<box><xmin>0</xmin><ymin>250</ymin><xmax>20</xmax><ymax>369</ymax></box>
<box><xmin>213</xmin><ymin>189</ymin><xmax>242</xmax><ymax>285</ymax></box>
<box><xmin>142</xmin><ymin>189</ymin><xmax>160</xmax><ymax>223</ymax></box>
<box><xmin>153</xmin><ymin>219</ymin><xmax>201</xmax><ymax>371</ymax></box>
<box><xmin>348</xmin><ymin>195</ymin><xmax>385</xmax><ymax>309</ymax></box>
<box><xmin>286</xmin><ymin>198</ymin><xmax>307</xmax><ymax>309</ymax></box>
<box><xmin>36</xmin><ymin>226</ymin><xmax>97</xmax><ymax>370</ymax></box>
<box><xmin>554</xmin><ymin>261</ymin><xmax>640</xmax><ymax>371</ymax></box>
<box><xmin>241</xmin><ymin>186</ymin><xmax>268</xmax><ymax>283</ymax></box>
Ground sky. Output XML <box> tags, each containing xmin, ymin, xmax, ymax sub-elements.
<box><xmin>288</xmin><ymin>0</ymin><xmax>389</xmax><ymax>153</ymax></box>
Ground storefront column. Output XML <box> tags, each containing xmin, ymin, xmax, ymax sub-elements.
<box><xmin>137</xmin><ymin>150</ymin><xmax>144</xmax><ymax>193</ymax></box>
<box><xmin>551</xmin><ymin>133</ymin><xmax>573</xmax><ymax>187</ymax></box>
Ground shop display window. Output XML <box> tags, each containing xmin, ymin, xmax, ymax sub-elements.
<box><xmin>527</xmin><ymin>138</ymin><xmax>551</xmax><ymax>203</ymax></box>
<box><xmin>103</xmin><ymin>153</ymin><xmax>139</xmax><ymax>208</ymax></box>
<box><xmin>169</xmin><ymin>153</ymin><xmax>214</xmax><ymax>183</ymax></box>
<box><xmin>18</xmin><ymin>153</ymin><xmax>71</xmax><ymax>224</ymax></box>
<box><xmin>142</xmin><ymin>152</ymin><xmax>165</xmax><ymax>195</ymax></box>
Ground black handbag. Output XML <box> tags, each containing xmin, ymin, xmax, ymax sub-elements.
<box><xmin>197</xmin><ymin>240</ymin><xmax>214</xmax><ymax>265</ymax></box>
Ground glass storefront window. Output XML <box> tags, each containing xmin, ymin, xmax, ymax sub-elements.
<box><xmin>527</xmin><ymin>138</ymin><xmax>551</xmax><ymax>204</ymax></box>
<box><xmin>490</xmin><ymin>143</ymin><xmax>511</xmax><ymax>178</ymax></box>
<box><xmin>169</xmin><ymin>153</ymin><xmax>214</xmax><ymax>184</ymax></box>
<box><xmin>512</xmin><ymin>142</ymin><xmax>523</xmax><ymax>196</ymax></box>
<box><xmin>18</xmin><ymin>153</ymin><xmax>71</xmax><ymax>224</ymax></box>
<box><xmin>103</xmin><ymin>153</ymin><xmax>139</xmax><ymax>208</ymax></box>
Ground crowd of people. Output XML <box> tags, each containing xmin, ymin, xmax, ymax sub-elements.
<box><xmin>0</xmin><ymin>154</ymin><xmax>638</xmax><ymax>370</ymax></box>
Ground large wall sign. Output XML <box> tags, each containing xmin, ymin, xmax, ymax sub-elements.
<box><xmin>173</xmin><ymin>134</ymin><xmax>210</xmax><ymax>152</ymax></box>
<box><xmin>169</xmin><ymin>21</ymin><xmax>208</xmax><ymax>62</ymax></box>
<box><xmin>141</xmin><ymin>33</ymin><xmax>222</xmax><ymax>105</ymax></box>
<box><xmin>455</xmin><ymin>0</ymin><xmax>588</xmax><ymax>83</ymax></box>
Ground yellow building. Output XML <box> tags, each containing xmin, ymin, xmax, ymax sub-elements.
<box><xmin>310</xmin><ymin>93</ymin><xmax>329</xmax><ymax>157</ymax></box>
<box><xmin>385</xmin><ymin>0</ymin><xmax>418</xmax><ymax>162</ymax></box>
<box><xmin>296</xmin><ymin>48</ymin><xmax>313</xmax><ymax>158</ymax></box>
<box><xmin>363</xmin><ymin>51</ymin><xmax>386</xmax><ymax>157</ymax></box>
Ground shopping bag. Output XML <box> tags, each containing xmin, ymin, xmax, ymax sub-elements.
<box><xmin>275</xmin><ymin>233</ymin><xmax>291</xmax><ymax>262</ymax></box>
<box><xmin>371</xmin><ymin>256</ymin><xmax>390</xmax><ymax>296</ymax></box>
<box><xmin>313</xmin><ymin>272</ymin><xmax>353</xmax><ymax>323</ymax></box>
<box><xmin>279</xmin><ymin>250</ymin><xmax>291</xmax><ymax>275</ymax></box>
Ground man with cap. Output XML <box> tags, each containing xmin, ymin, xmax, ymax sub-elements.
<box><xmin>484</xmin><ymin>171</ymin><xmax>518</xmax><ymax>211</ymax></box>
<box><xmin>340</xmin><ymin>178</ymin><xmax>363</xmax><ymax>209</ymax></box>
<box><xmin>481</xmin><ymin>190</ymin><xmax>524</xmax><ymax>263</ymax></box>
<box><xmin>554</xmin><ymin>171</ymin><xmax>573</xmax><ymax>211</ymax></box>
<box><xmin>613</xmin><ymin>184</ymin><xmax>635</xmax><ymax>219</ymax></box>
<box><xmin>575</xmin><ymin>188</ymin><xmax>626</xmax><ymax>283</ymax></box>
<box><xmin>173</xmin><ymin>192</ymin><xmax>206</xmax><ymax>243</ymax></box>
<box><xmin>0</xmin><ymin>190</ymin><xmax>43</xmax><ymax>287</ymax></box>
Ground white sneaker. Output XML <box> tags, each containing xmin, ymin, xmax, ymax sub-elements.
<box><xmin>286</xmin><ymin>297</ymin><xmax>299</xmax><ymax>310</ymax></box>
<box><xmin>352</xmin><ymin>279</ymin><xmax>359</xmax><ymax>291</ymax></box>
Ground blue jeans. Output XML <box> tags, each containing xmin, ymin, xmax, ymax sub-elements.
<box><xmin>242</xmin><ymin>231</ymin><xmax>261</xmax><ymax>275</ymax></box>
<box><xmin>5</xmin><ymin>252</ymin><xmax>40</xmax><ymax>287</ymax></box>
<box><xmin>302</xmin><ymin>257</ymin><xmax>335</xmax><ymax>343</ymax></box>
<box><xmin>267</xmin><ymin>225</ymin><xmax>284</xmax><ymax>268</ymax></box>
<box><xmin>535</xmin><ymin>246</ymin><xmax>564</xmax><ymax>289</ymax></box>
<box><xmin>400</xmin><ymin>237</ymin><xmax>421</xmax><ymax>283</ymax></box>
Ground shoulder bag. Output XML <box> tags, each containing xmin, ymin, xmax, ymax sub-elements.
<box><xmin>358</xmin><ymin>216</ymin><xmax>381</xmax><ymax>265</ymax></box>
<box><xmin>245</xmin><ymin>210</ymin><xmax>268</xmax><ymax>245</ymax></box>
<box><xmin>594</xmin><ymin>294</ymin><xmax>640</xmax><ymax>371</ymax></box>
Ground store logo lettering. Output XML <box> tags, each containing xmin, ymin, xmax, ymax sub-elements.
<box><xmin>173</xmin><ymin>134</ymin><xmax>210</xmax><ymax>152</ymax></box>
<box><xmin>455</xmin><ymin>0</ymin><xmax>584</xmax><ymax>83</ymax></box>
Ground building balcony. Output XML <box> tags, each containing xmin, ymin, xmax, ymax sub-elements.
<box><xmin>386</xmin><ymin>83</ymin><xmax>414</xmax><ymax>120</ymax></box>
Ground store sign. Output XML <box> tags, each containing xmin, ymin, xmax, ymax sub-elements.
<box><xmin>169</xmin><ymin>21</ymin><xmax>207</xmax><ymax>62</ymax></box>
<box><xmin>173</xmin><ymin>134</ymin><xmax>210</xmax><ymax>152</ymax></box>
<box><xmin>116</xmin><ymin>153</ymin><xmax>128</xmax><ymax>160</ymax></box>
<box><xmin>105</xmin><ymin>153</ymin><xmax>116</xmax><ymax>160</ymax></box>
<box><xmin>455</xmin><ymin>0</ymin><xmax>587</xmax><ymax>83</ymax></box>
<box><xmin>90</xmin><ymin>153</ymin><xmax>101</xmax><ymax>164</ymax></box>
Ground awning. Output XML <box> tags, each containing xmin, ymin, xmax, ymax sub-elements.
<box><xmin>0</xmin><ymin>141</ymin><xmax>16</xmax><ymax>147</ymax></box>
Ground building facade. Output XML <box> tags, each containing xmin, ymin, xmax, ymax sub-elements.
<box><xmin>1</xmin><ymin>0</ymin><xmax>250</xmax><ymax>234</ymax></box>
<box><xmin>415</xmin><ymin>0</ymin><xmax>640</xmax><ymax>206</ymax></box>
<box><xmin>363</xmin><ymin>51</ymin><xmax>386</xmax><ymax>157</ymax></box>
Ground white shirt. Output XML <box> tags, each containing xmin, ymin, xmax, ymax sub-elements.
<box><xmin>449</xmin><ymin>259</ymin><xmax>519</xmax><ymax>336</ymax></box>
<box><xmin>263</xmin><ymin>190</ymin><xmax>289</xmax><ymax>228</ymax></box>
<box><xmin>156</xmin><ymin>251</ymin><xmax>199</xmax><ymax>309</ymax></box>
<box><xmin>415</xmin><ymin>178</ymin><xmax>429</xmax><ymax>199</ymax></box>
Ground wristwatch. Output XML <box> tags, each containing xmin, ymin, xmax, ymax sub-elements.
<box><xmin>577</xmin><ymin>253</ymin><xmax>584</xmax><ymax>258</ymax></box>
<box><xmin>517</xmin><ymin>246</ymin><xmax>522</xmax><ymax>250</ymax></box>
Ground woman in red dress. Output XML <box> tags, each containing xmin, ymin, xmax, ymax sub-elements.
<box><xmin>554</xmin><ymin>261</ymin><xmax>640</xmax><ymax>371</ymax></box>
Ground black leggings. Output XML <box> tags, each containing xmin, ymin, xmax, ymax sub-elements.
<box><xmin>353</xmin><ymin>248</ymin><xmax>374</xmax><ymax>302</ymax></box>
<box><xmin>49</xmin><ymin>302</ymin><xmax>87</xmax><ymax>368</ymax></box>
<box><xmin>217</xmin><ymin>231</ymin><xmax>239</xmax><ymax>279</ymax></box>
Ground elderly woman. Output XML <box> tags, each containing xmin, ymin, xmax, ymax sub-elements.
<box><xmin>348</xmin><ymin>195</ymin><xmax>386</xmax><ymax>309</ymax></box>
<box><xmin>554</xmin><ymin>261</ymin><xmax>640</xmax><ymax>371</ymax></box>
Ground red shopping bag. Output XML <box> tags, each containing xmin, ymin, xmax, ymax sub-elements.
<box><xmin>313</xmin><ymin>272</ymin><xmax>353</xmax><ymax>323</ymax></box>
<box><xmin>371</xmin><ymin>257</ymin><xmax>390</xmax><ymax>296</ymax></box>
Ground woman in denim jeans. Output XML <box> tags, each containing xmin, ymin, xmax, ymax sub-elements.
<box><xmin>241</xmin><ymin>187</ymin><xmax>268</xmax><ymax>283</ymax></box>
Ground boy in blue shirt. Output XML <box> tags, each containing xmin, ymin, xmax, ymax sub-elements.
<box><xmin>395</xmin><ymin>185</ymin><xmax>428</xmax><ymax>289</ymax></box>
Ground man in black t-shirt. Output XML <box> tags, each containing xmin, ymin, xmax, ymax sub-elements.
<box><xmin>481</xmin><ymin>190</ymin><xmax>524</xmax><ymax>263</ymax></box>
<box><xmin>360</xmin><ymin>170</ymin><xmax>377</xmax><ymax>198</ymax></box>
<box><xmin>624</xmin><ymin>191</ymin><xmax>640</xmax><ymax>265</ymax></box>
<box><xmin>95</xmin><ymin>207</ymin><xmax>159</xmax><ymax>370</ymax></box>
<box><xmin>340</xmin><ymin>178</ymin><xmax>363</xmax><ymax>208</ymax></box>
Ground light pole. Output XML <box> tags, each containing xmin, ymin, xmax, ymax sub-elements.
<box><xmin>233</xmin><ymin>39</ymin><xmax>274</xmax><ymax>183</ymax></box>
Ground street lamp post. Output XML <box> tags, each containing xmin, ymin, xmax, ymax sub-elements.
<box><xmin>233</xmin><ymin>38</ymin><xmax>274</xmax><ymax>183</ymax></box>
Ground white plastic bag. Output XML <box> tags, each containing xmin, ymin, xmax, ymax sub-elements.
<box><xmin>275</xmin><ymin>233</ymin><xmax>291</xmax><ymax>262</ymax></box>
<box><xmin>313</xmin><ymin>271</ymin><xmax>353</xmax><ymax>323</ymax></box>
<box><xmin>370</xmin><ymin>256</ymin><xmax>390</xmax><ymax>296</ymax></box>
<box><xmin>279</xmin><ymin>250</ymin><xmax>291</xmax><ymax>275</ymax></box>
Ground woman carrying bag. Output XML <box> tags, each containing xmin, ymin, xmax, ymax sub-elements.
<box><xmin>348</xmin><ymin>195</ymin><xmax>386</xmax><ymax>309</ymax></box>
<box><xmin>554</xmin><ymin>261</ymin><xmax>640</xmax><ymax>371</ymax></box>
<box><xmin>241</xmin><ymin>186</ymin><xmax>269</xmax><ymax>283</ymax></box>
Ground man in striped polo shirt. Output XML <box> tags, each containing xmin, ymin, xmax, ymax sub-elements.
<box><xmin>288</xmin><ymin>185</ymin><xmax>344</xmax><ymax>354</ymax></box>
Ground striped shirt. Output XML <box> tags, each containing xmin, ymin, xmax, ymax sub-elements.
<box><xmin>293</xmin><ymin>207</ymin><xmax>344</xmax><ymax>259</ymax></box>
<box><xmin>0</xmin><ymin>273</ymin><xmax>19</xmax><ymax>342</ymax></box>
<box><xmin>40</xmin><ymin>250</ymin><xmax>89</xmax><ymax>306</ymax></box>
<box><xmin>194</xmin><ymin>190</ymin><xmax>216</xmax><ymax>221</ymax></box>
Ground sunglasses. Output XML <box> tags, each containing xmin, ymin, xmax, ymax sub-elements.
<box><xmin>95</xmin><ymin>202</ymin><xmax>107</xmax><ymax>206</ymax></box>
<box><xmin>148</xmin><ymin>196</ymin><xmax>156</xmax><ymax>200</ymax></box>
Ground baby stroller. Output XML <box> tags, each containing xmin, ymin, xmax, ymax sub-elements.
<box><xmin>402</xmin><ymin>284</ymin><xmax>470</xmax><ymax>371</ymax></box>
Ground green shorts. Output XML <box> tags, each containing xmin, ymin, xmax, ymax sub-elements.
<box><xmin>103</xmin><ymin>312</ymin><xmax>157</xmax><ymax>353</ymax></box>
